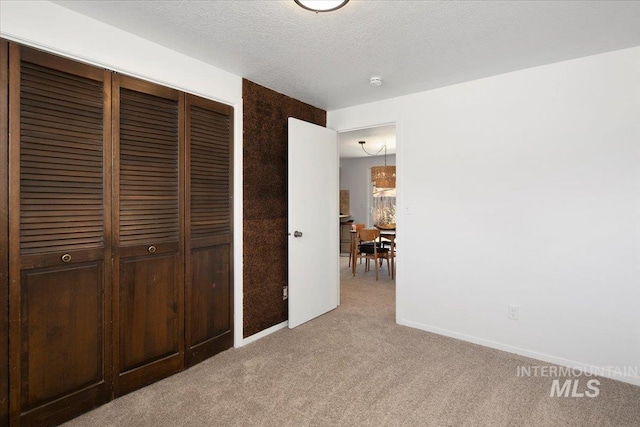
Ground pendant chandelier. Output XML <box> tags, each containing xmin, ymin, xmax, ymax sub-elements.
<box><xmin>359</xmin><ymin>141</ymin><xmax>396</xmax><ymax>188</ymax></box>
<box><xmin>371</xmin><ymin>164</ymin><xmax>396</xmax><ymax>188</ymax></box>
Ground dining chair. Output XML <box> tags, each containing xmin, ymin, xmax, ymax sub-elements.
<box><xmin>348</xmin><ymin>223</ymin><xmax>365</xmax><ymax>268</ymax></box>
<box><xmin>373</xmin><ymin>224</ymin><xmax>396</xmax><ymax>280</ymax></box>
<box><xmin>378</xmin><ymin>231</ymin><xmax>396</xmax><ymax>280</ymax></box>
<box><xmin>352</xmin><ymin>228</ymin><xmax>390</xmax><ymax>280</ymax></box>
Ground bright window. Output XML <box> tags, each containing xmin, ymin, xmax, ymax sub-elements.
<box><xmin>372</xmin><ymin>187</ymin><xmax>396</xmax><ymax>226</ymax></box>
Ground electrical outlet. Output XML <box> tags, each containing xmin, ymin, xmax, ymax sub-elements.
<box><xmin>508</xmin><ymin>304</ymin><xmax>519</xmax><ymax>320</ymax></box>
<box><xmin>283</xmin><ymin>286</ymin><xmax>288</xmax><ymax>300</ymax></box>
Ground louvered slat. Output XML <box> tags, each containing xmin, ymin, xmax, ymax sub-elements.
<box><xmin>190</xmin><ymin>106</ymin><xmax>230</xmax><ymax>239</ymax></box>
<box><xmin>119</xmin><ymin>88</ymin><xmax>179</xmax><ymax>246</ymax></box>
<box><xmin>19</xmin><ymin>62</ymin><xmax>104</xmax><ymax>255</ymax></box>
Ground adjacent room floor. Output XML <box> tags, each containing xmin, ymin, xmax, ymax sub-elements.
<box><xmin>63</xmin><ymin>258</ymin><xmax>640</xmax><ymax>426</ymax></box>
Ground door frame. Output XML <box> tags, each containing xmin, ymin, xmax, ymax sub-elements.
<box><xmin>0</xmin><ymin>38</ymin><xmax>9</xmax><ymax>427</ymax></box>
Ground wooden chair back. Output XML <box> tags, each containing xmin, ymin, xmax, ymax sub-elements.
<box><xmin>357</xmin><ymin>228</ymin><xmax>380</xmax><ymax>243</ymax></box>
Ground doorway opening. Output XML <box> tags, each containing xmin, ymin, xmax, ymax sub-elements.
<box><xmin>338</xmin><ymin>123</ymin><xmax>397</xmax><ymax>301</ymax></box>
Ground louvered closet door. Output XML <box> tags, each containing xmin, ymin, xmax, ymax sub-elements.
<box><xmin>185</xmin><ymin>95</ymin><xmax>233</xmax><ymax>367</ymax></box>
<box><xmin>112</xmin><ymin>75</ymin><xmax>184</xmax><ymax>396</ymax></box>
<box><xmin>8</xmin><ymin>45</ymin><xmax>112</xmax><ymax>426</ymax></box>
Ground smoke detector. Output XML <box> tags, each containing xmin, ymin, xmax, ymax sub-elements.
<box><xmin>370</xmin><ymin>76</ymin><xmax>382</xmax><ymax>87</ymax></box>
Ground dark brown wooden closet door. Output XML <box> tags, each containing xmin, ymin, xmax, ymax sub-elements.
<box><xmin>185</xmin><ymin>94</ymin><xmax>233</xmax><ymax>367</ymax></box>
<box><xmin>112</xmin><ymin>75</ymin><xmax>184</xmax><ymax>396</ymax></box>
<box><xmin>7</xmin><ymin>44</ymin><xmax>112</xmax><ymax>426</ymax></box>
<box><xmin>0</xmin><ymin>38</ymin><xmax>9</xmax><ymax>427</ymax></box>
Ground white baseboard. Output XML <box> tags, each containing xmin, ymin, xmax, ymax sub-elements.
<box><xmin>397</xmin><ymin>318</ymin><xmax>640</xmax><ymax>387</ymax></box>
<box><xmin>239</xmin><ymin>321</ymin><xmax>289</xmax><ymax>347</ymax></box>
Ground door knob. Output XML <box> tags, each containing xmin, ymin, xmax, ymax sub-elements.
<box><xmin>293</xmin><ymin>231</ymin><xmax>303</xmax><ymax>238</ymax></box>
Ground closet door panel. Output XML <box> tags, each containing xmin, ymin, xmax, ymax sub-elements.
<box><xmin>189</xmin><ymin>245</ymin><xmax>230</xmax><ymax>343</ymax></box>
<box><xmin>113</xmin><ymin>75</ymin><xmax>184</xmax><ymax>396</ymax></box>
<box><xmin>119</xmin><ymin>254</ymin><xmax>180</xmax><ymax>371</ymax></box>
<box><xmin>8</xmin><ymin>45</ymin><xmax>112</xmax><ymax>426</ymax></box>
<box><xmin>20</xmin><ymin>263</ymin><xmax>103</xmax><ymax>408</ymax></box>
<box><xmin>185</xmin><ymin>95</ymin><xmax>233</xmax><ymax>367</ymax></box>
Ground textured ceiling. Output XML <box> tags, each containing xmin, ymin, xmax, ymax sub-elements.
<box><xmin>52</xmin><ymin>0</ymin><xmax>640</xmax><ymax>110</ymax></box>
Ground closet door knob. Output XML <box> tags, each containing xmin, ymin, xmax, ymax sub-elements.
<box><xmin>148</xmin><ymin>245</ymin><xmax>157</xmax><ymax>253</ymax></box>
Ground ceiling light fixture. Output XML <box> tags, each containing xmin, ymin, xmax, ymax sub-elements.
<box><xmin>359</xmin><ymin>141</ymin><xmax>396</xmax><ymax>188</ymax></box>
<box><xmin>370</xmin><ymin>76</ymin><xmax>382</xmax><ymax>87</ymax></box>
<box><xmin>295</xmin><ymin>0</ymin><xmax>349</xmax><ymax>13</ymax></box>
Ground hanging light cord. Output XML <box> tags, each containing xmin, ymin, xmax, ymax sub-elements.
<box><xmin>359</xmin><ymin>140</ymin><xmax>385</xmax><ymax>158</ymax></box>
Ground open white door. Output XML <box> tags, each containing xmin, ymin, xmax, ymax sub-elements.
<box><xmin>288</xmin><ymin>118</ymin><xmax>339</xmax><ymax>329</ymax></box>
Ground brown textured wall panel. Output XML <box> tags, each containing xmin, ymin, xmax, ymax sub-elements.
<box><xmin>242</xmin><ymin>79</ymin><xmax>326</xmax><ymax>338</ymax></box>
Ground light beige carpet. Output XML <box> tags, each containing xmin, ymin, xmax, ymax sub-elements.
<box><xmin>64</xmin><ymin>259</ymin><xmax>640</xmax><ymax>426</ymax></box>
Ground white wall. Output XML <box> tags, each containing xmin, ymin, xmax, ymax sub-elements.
<box><xmin>329</xmin><ymin>47</ymin><xmax>640</xmax><ymax>386</ymax></box>
<box><xmin>340</xmin><ymin>155</ymin><xmax>396</xmax><ymax>226</ymax></box>
<box><xmin>0</xmin><ymin>1</ymin><xmax>247</xmax><ymax>347</ymax></box>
